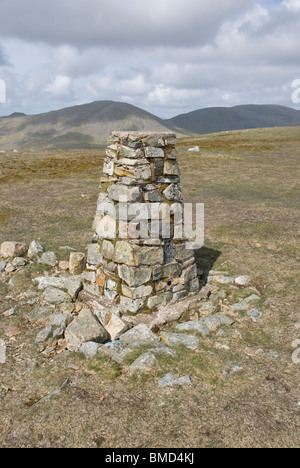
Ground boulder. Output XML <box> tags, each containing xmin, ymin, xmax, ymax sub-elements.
<box><xmin>65</xmin><ymin>307</ymin><xmax>108</xmax><ymax>351</ymax></box>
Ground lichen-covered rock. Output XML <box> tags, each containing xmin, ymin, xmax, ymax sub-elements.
<box><xmin>129</xmin><ymin>352</ymin><xmax>157</xmax><ymax>374</ymax></box>
<box><xmin>0</xmin><ymin>241</ymin><xmax>28</xmax><ymax>258</ymax></box>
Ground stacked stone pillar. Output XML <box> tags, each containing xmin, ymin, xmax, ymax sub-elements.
<box><xmin>83</xmin><ymin>131</ymin><xmax>199</xmax><ymax>314</ymax></box>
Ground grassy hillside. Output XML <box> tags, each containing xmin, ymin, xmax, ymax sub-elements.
<box><xmin>166</xmin><ymin>104</ymin><xmax>300</xmax><ymax>134</ymax></box>
<box><xmin>0</xmin><ymin>101</ymin><xmax>178</xmax><ymax>149</ymax></box>
<box><xmin>1</xmin><ymin>101</ymin><xmax>300</xmax><ymax>150</ymax></box>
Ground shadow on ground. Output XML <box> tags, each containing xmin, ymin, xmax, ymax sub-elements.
<box><xmin>194</xmin><ymin>246</ymin><xmax>222</xmax><ymax>277</ymax></box>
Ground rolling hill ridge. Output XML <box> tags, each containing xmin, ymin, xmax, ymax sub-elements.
<box><xmin>0</xmin><ymin>101</ymin><xmax>299</xmax><ymax>149</ymax></box>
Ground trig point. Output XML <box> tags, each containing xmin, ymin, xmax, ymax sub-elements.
<box><xmin>83</xmin><ymin>131</ymin><xmax>199</xmax><ymax>313</ymax></box>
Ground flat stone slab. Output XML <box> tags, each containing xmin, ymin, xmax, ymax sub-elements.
<box><xmin>158</xmin><ymin>373</ymin><xmax>192</xmax><ymax>388</ymax></box>
<box><xmin>41</xmin><ymin>287</ymin><xmax>72</xmax><ymax>305</ymax></box>
<box><xmin>160</xmin><ymin>332</ymin><xmax>199</xmax><ymax>350</ymax></box>
<box><xmin>27</xmin><ymin>306</ymin><xmax>54</xmax><ymax>323</ymax></box>
<box><xmin>175</xmin><ymin>321</ymin><xmax>210</xmax><ymax>337</ymax></box>
<box><xmin>201</xmin><ymin>314</ymin><xmax>234</xmax><ymax>331</ymax></box>
<box><xmin>33</xmin><ymin>275</ymin><xmax>83</xmax><ymax>300</ymax></box>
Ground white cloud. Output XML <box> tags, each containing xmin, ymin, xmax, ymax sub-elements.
<box><xmin>45</xmin><ymin>75</ymin><xmax>72</xmax><ymax>98</ymax></box>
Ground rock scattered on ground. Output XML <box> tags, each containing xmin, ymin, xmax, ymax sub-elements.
<box><xmin>158</xmin><ymin>373</ymin><xmax>192</xmax><ymax>388</ymax></box>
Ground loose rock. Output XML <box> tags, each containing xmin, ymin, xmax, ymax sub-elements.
<box><xmin>129</xmin><ymin>352</ymin><xmax>157</xmax><ymax>374</ymax></box>
<box><xmin>158</xmin><ymin>373</ymin><xmax>192</xmax><ymax>388</ymax></box>
<box><xmin>120</xmin><ymin>324</ymin><xmax>161</xmax><ymax>346</ymax></box>
<box><xmin>160</xmin><ymin>332</ymin><xmax>199</xmax><ymax>350</ymax></box>
<box><xmin>65</xmin><ymin>307</ymin><xmax>108</xmax><ymax>351</ymax></box>
<box><xmin>41</xmin><ymin>287</ymin><xmax>72</xmax><ymax>305</ymax></box>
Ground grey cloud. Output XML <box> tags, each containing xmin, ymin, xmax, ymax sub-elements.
<box><xmin>0</xmin><ymin>0</ymin><xmax>255</xmax><ymax>47</ymax></box>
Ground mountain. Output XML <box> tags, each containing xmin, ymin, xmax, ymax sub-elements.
<box><xmin>166</xmin><ymin>104</ymin><xmax>300</xmax><ymax>134</ymax></box>
<box><xmin>0</xmin><ymin>102</ymin><xmax>300</xmax><ymax>149</ymax></box>
<box><xmin>0</xmin><ymin>101</ymin><xmax>177</xmax><ymax>149</ymax></box>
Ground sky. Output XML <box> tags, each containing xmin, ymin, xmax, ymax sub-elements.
<box><xmin>0</xmin><ymin>0</ymin><xmax>299</xmax><ymax>118</ymax></box>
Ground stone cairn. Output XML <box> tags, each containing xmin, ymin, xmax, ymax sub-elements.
<box><xmin>83</xmin><ymin>131</ymin><xmax>199</xmax><ymax>314</ymax></box>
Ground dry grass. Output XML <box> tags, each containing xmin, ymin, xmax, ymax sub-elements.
<box><xmin>0</xmin><ymin>127</ymin><xmax>299</xmax><ymax>448</ymax></box>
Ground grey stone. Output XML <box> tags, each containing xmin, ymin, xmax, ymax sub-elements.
<box><xmin>12</xmin><ymin>257</ymin><xmax>28</xmax><ymax>267</ymax></box>
<box><xmin>42</xmin><ymin>287</ymin><xmax>72</xmax><ymax>305</ymax></box>
<box><xmin>65</xmin><ymin>307</ymin><xmax>108</xmax><ymax>352</ymax></box>
<box><xmin>49</xmin><ymin>313</ymin><xmax>72</xmax><ymax>339</ymax></box>
<box><xmin>39</xmin><ymin>252</ymin><xmax>58</xmax><ymax>267</ymax></box>
<box><xmin>235</xmin><ymin>275</ymin><xmax>251</xmax><ymax>286</ymax></box>
<box><xmin>79</xmin><ymin>342</ymin><xmax>99</xmax><ymax>358</ymax></box>
<box><xmin>108</xmin><ymin>184</ymin><xmax>141</xmax><ymax>202</ymax></box>
<box><xmin>69</xmin><ymin>252</ymin><xmax>86</xmax><ymax>275</ymax></box>
<box><xmin>28</xmin><ymin>240</ymin><xmax>44</xmax><ymax>259</ymax></box>
<box><xmin>164</xmin><ymin>160</ymin><xmax>180</xmax><ymax>176</ymax></box>
<box><xmin>243</xmin><ymin>294</ymin><xmax>261</xmax><ymax>304</ymax></box>
<box><xmin>163</xmin><ymin>184</ymin><xmax>183</xmax><ymax>202</ymax></box>
<box><xmin>173</xmin><ymin>243</ymin><xmax>194</xmax><ymax>262</ymax></box>
<box><xmin>99</xmin><ymin>341</ymin><xmax>132</xmax><ymax>365</ymax></box>
<box><xmin>122</xmin><ymin>284</ymin><xmax>153</xmax><ymax>300</ymax></box>
<box><xmin>100</xmin><ymin>239</ymin><xmax>115</xmax><ymax>260</ymax></box>
<box><xmin>175</xmin><ymin>321</ymin><xmax>210</xmax><ymax>337</ymax></box>
<box><xmin>198</xmin><ymin>302</ymin><xmax>216</xmax><ymax>317</ymax></box>
<box><xmin>148</xmin><ymin>346</ymin><xmax>175</xmax><ymax>357</ymax></box>
<box><xmin>207</xmin><ymin>275</ymin><xmax>235</xmax><ymax>285</ymax></box>
<box><xmin>144</xmin><ymin>190</ymin><xmax>163</xmax><ymax>202</ymax></box>
<box><xmin>158</xmin><ymin>373</ymin><xmax>192</xmax><ymax>388</ymax></box>
<box><xmin>120</xmin><ymin>323</ymin><xmax>161</xmax><ymax>346</ymax></box>
<box><xmin>5</xmin><ymin>263</ymin><xmax>16</xmax><ymax>273</ymax></box>
<box><xmin>145</xmin><ymin>147</ymin><xmax>164</xmax><ymax>158</ymax></box>
<box><xmin>27</xmin><ymin>306</ymin><xmax>53</xmax><ymax>323</ymax></box>
<box><xmin>87</xmin><ymin>244</ymin><xmax>103</xmax><ymax>265</ymax></box>
<box><xmin>248</xmin><ymin>307</ymin><xmax>263</xmax><ymax>322</ymax></box>
<box><xmin>0</xmin><ymin>241</ymin><xmax>28</xmax><ymax>258</ymax></box>
<box><xmin>0</xmin><ymin>261</ymin><xmax>6</xmax><ymax>273</ymax></box>
<box><xmin>35</xmin><ymin>325</ymin><xmax>53</xmax><ymax>343</ymax></box>
<box><xmin>148</xmin><ymin>292</ymin><xmax>173</xmax><ymax>309</ymax></box>
<box><xmin>0</xmin><ymin>340</ymin><xmax>6</xmax><ymax>364</ymax></box>
<box><xmin>33</xmin><ymin>275</ymin><xmax>83</xmax><ymax>301</ymax></box>
<box><xmin>160</xmin><ymin>332</ymin><xmax>199</xmax><ymax>350</ymax></box>
<box><xmin>202</xmin><ymin>314</ymin><xmax>234</xmax><ymax>331</ymax></box>
<box><xmin>119</xmin><ymin>296</ymin><xmax>144</xmax><ymax>314</ymax></box>
<box><xmin>118</xmin><ymin>264</ymin><xmax>152</xmax><ymax>287</ymax></box>
<box><xmin>129</xmin><ymin>352</ymin><xmax>157</xmax><ymax>374</ymax></box>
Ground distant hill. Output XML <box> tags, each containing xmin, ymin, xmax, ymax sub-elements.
<box><xmin>166</xmin><ymin>105</ymin><xmax>300</xmax><ymax>134</ymax></box>
<box><xmin>0</xmin><ymin>101</ymin><xmax>177</xmax><ymax>149</ymax></box>
<box><xmin>0</xmin><ymin>102</ymin><xmax>300</xmax><ymax>149</ymax></box>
